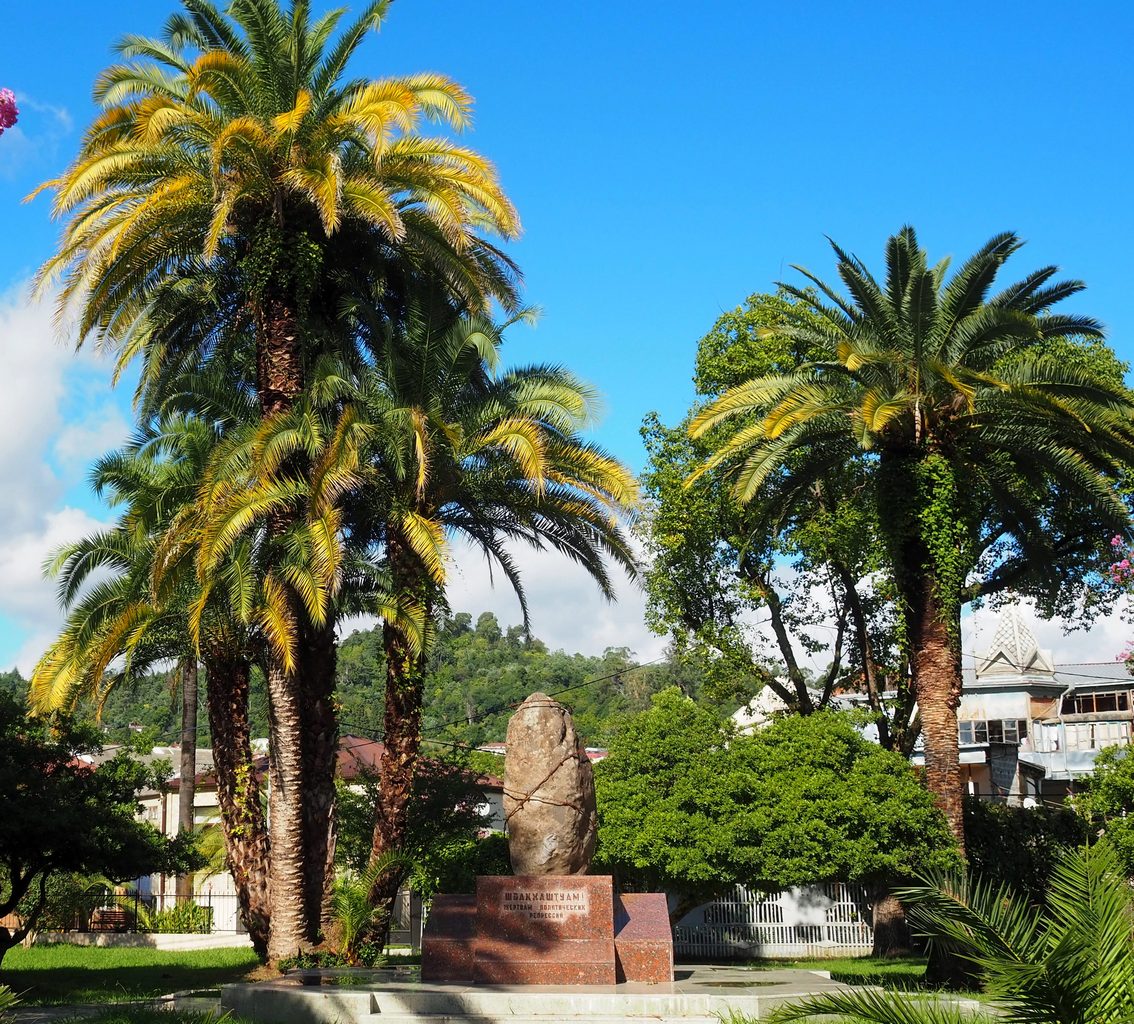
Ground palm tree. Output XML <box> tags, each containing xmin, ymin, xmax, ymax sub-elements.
<box><xmin>190</xmin><ymin>297</ymin><xmax>640</xmax><ymax>937</ymax></box>
<box><xmin>348</xmin><ymin>301</ymin><xmax>639</xmax><ymax>927</ymax></box>
<box><xmin>33</xmin><ymin>0</ymin><xmax>520</xmax><ymax>959</ymax></box>
<box><xmin>766</xmin><ymin>840</ymin><xmax>1134</xmax><ymax>1024</ymax></box>
<box><xmin>691</xmin><ymin>228</ymin><xmax>1134</xmax><ymax>845</ymax></box>
<box><xmin>30</xmin><ymin>413</ymin><xmax>273</xmax><ymax>957</ymax></box>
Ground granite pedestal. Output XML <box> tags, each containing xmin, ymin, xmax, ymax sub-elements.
<box><xmin>423</xmin><ymin>875</ymin><xmax>673</xmax><ymax>985</ymax></box>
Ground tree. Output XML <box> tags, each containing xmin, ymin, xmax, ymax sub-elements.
<box><xmin>30</xmin><ymin>412</ymin><xmax>272</xmax><ymax>956</ymax></box>
<box><xmin>642</xmin><ymin>292</ymin><xmax>917</xmax><ymax>749</ymax></box>
<box><xmin>1071</xmin><ymin>744</ymin><xmax>1134</xmax><ymax>877</ymax></box>
<box><xmin>691</xmin><ymin>228</ymin><xmax>1134</xmax><ymax>845</ymax></box>
<box><xmin>289</xmin><ymin>301</ymin><xmax>639</xmax><ymax>932</ymax></box>
<box><xmin>33</xmin><ymin>0</ymin><xmax>520</xmax><ymax>960</ymax></box>
<box><xmin>593</xmin><ymin>690</ymin><xmax>957</xmax><ymax>941</ymax></box>
<box><xmin>0</xmin><ymin>694</ymin><xmax>194</xmax><ymax>967</ymax></box>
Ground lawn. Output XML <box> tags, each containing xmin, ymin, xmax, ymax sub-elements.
<box><xmin>0</xmin><ymin>945</ymin><xmax>261</xmax><ymax>1005</ymax></box>
<box><xmin>749</xmin><ymin>955</ymin><xmax>929</xmax><ymax>989</ymax></box>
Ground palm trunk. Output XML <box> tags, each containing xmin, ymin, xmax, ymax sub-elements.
<box><xmin>909</xmin><ymin>575</ymin><xmax>965</xmax><ymax>850</ymax></box>
<box><xmin>881</xmin><ymin>452</ymin><xmax>967</xmax><ymax>851</ymax></box>
<box><xmin>300</xmin><ymin>620</ymin><xmax>339</xmax><ymax>939</ymax></box>
<box><xmin>368</xmin><ymin>544</ymin><xmax>427</xmax><ymax>937</ymax></box>
<box><xmin>255</xmin><ymin>291</ymin><xmax>335</xmax><ymax>957</ymax></box>
<box><xmin>264</xmin><ymin>588</ymin><xmax>313</xmax><ymax>960</ymax></box>
<box><xmin>175</xmin><ymin>657</ymin><xmax>199</xmax><ymax>902</ymax></box>
<box><xmin>204</xmin><ymin>652</ymin><xmax>270</xmax><ymax>959</ymax></box>
<box><xmin>869</xmin><ymin>884</ymin><xmax>911</xmax><ymax>957</ymax></box>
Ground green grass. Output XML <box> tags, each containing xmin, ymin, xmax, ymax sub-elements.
<box><xmin>749</xmin><ymin>955</ymin><xmax>930</xmax><ymax>989</ymax></box>
<box><xmin>42</xmin><ymin>1012</ymin><xmax>256</xmax><ymax>1024</ymax></box>
<box><xmin>0</xmin><ymin>945</ymin><xmax>261</xmax><ymax>1006</ymax></box>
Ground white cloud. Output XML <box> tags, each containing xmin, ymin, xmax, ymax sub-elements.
<box><xmin>443</xmin><ymin>537</ymin><xmax>666</xmax><ymax>661</ymax></box>
<box><xmin>0</xmin><ymin>283</ymin><xmax>124</xmax><ymax>672</ymax></box>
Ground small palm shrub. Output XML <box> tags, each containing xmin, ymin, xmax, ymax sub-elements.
<box><xmin>756</xmin><ymin>839</ymin><xmax>1134</xmax><ymax>1024</ymax></box>
<box><xmin>0</xmin><ymin>984</ymin><xmax>18</xmax><ymax>1020</ymax></box>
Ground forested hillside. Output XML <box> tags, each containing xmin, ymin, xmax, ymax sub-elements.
<box><xmin>0</xmin><ymin>612</ymin><xmax>703</xmax><ymax>753</ymax></box>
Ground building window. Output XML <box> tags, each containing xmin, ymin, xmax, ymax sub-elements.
<box><xmin>1062</xmin><ymin>691</ymin><xmax>1131</xmax><ymax>715</ymax></box>
<box><xmin>958</xmin><ymin>719</ymin><xmax>1028</xmax><ymax>745</ymax></box>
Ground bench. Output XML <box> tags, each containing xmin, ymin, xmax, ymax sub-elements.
<box><xmin>89</xmin><ymin>908</ymin><xmax>132</xmax><ymax>933</ymax></box>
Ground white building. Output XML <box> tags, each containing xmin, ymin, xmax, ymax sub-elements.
<box><xmin>732</xmin><ymin>608</ymin><xmax>1134</xmax><ymax>804</ymax></box>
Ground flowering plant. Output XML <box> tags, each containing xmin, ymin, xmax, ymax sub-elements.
<box><xmin>1109</xmin><ymin>536</ymin><xmax>1134</xmax><ymax>670</ymax></box>
<box><xmin>0</xmin><ymin>89</ymin><xmax>18</xmax><ymax>136</ymax></box>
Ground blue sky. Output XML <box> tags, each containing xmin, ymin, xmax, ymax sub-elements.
<box><xmin>1</xmin><ymin>0</ymin><xmax>1133</xmax><ymax>671</ymax></box>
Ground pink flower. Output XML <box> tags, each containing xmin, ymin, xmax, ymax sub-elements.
<box><xmin>0</xmin><ymin>89</ymin><xmax>18</xmax><ymax>136</ymax></box>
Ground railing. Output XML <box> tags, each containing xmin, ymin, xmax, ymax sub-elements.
<box><xmin>675</xmin><ymin>883</ymin><xmax>873</xmax><ymax>959</ymax></box>
<box><xmin>57</xmin><ymin>891</ymin><xmax>244</xmax><ymax>935</ymax></box>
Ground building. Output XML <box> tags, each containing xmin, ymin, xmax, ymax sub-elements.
<box><xmin>731</xmin><ymin>607</ymin><xmax>1134</xmax><ymax>805</ymax></box>
<box><xmin>957</xmin><ymin>610</ymin><xmax>1131</xmax><ymax>803</ymax></box>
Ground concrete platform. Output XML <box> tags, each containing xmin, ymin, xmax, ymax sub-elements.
<box><xmin>219</xmin><ymin>964</ymin><xmax>853</xmax><ymax>1023</ymax></box>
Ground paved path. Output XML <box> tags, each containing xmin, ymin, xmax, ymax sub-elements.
<box><xmin>10</xmin><ymin>998</ymin><xmax>174</xmax><ymax>1024</ymax></box>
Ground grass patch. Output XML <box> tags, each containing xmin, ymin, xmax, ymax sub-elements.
<box><xmin>51</xmin><ymin>1012</ymin><xmax>256</xmax><ymax>1024</ymax></box>
<box><xmin>749</xmin><ymin>955</ymin><xmax>929</xmax><ymax>989</ymax></box>
<box><xmin>0</xmin><ymin>945</ymin><xmax>261</xmax><ymax>1006</ymax></box>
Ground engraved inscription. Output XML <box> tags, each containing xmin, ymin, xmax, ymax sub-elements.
<box><xmin>500</xmin><ymin>889</ymin><xmax>590</xmax><ymax>922</ymax></box>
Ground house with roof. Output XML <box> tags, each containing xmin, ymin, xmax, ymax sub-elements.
<box><xmin>956</xmin><ymin>609</ymin><xmax>1131</xmax><ymax>803</ymax></box>
<box><xmin>731</xmin><ymin>607</ymin><xmax>1134</xmax><ymax>805</ymax></box>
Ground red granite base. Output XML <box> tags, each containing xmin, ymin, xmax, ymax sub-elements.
<box><xmin>474</xmin><ymin>875</ymin><xmax>615</xmax><ymax>985</ymax></box>
<box><xmin>614</xmin><ymin>892</ymin><xmax>674</xmax><ymax>983</ymax></box>
<box><xmin>421</xmin><ymin>876</ymin><xmax>673</xmax><ymax>985</ymax></box>
<box><xmin>420</xmin><ymin>894</ymin><xmax>476</xmax><ymax>982</ymax></box>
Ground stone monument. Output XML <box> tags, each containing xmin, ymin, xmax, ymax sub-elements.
<box><xmin>422</xmin><ymin>692</ymin><xmax>673</xmax><ymax>985</ymax></box>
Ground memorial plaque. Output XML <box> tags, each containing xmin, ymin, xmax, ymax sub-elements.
<box><xmin>474</xmin><ymin>875</ymin><xmax>616</xmax><ymax>984</ymax></box>
<box><xmin>501</xmin><ymin>886</ymin><xmax>591</xmax><ymax>922</ymax></box>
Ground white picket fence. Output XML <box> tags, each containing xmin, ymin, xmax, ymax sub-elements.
<box><xmin>674</xmin><ymin>882</ymin><xmax>873</xmax><ymax>959</ymax></box>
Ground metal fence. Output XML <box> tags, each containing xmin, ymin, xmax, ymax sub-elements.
<box><xmin>674</xmin><ymin>883</ymin><xmax>873</xmax><ymax>959</ymax></box>
<box><xmin>56</xmin><ymin>890</ymin><xmax>244</xmax><ymax>935</ymax></box>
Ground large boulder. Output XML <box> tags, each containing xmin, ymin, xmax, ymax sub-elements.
<box><xmin>504</xmin><ymin>692</ymin><xmax>597</xmax><ymax>875</ymax></box>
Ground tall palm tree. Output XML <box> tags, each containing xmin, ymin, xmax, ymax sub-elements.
<box><xmin>33</xmin><ymin>0</ymin><xmax>520</xmax><ymax>958</ymax></box>
<box><xmin>348</xmin><ymin>302</ymin><xmax>639</xmax><ymax>925</ymax></box>
<box><xmin>30</xmin><ymin>413</ymin><xmax>273</xmax><ymax>958</ymax></box>
<box><xmin>191</xmin><ymin>298</ymin><xmax>640</xmax><ymax>936</ymax></box>
<box><xmin>691</xmin><ymin>228</ymin><xmax>1134</xmax><ymax>845</ymax></box>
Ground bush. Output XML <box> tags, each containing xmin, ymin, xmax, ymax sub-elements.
<box><xmin>277</xmin><ymin>943</ymin><xmax>386</xmax><ymax>970</ymax></box>
<box><xmin>964</xmin><ymin>798</ymin><xmax>1087</xmax><ymax>903</ymax></box>
<box><xmin>143</xmin><ymin>902</ymin><xmax>214</xmax><ymax>935</ymax></box>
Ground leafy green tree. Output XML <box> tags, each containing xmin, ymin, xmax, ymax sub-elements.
<box><xmin>1071</xmin><ymin>744</ymin><xmax>1134</xmax><ymax>876</ymax></box>
<box><xmin>692</xmin><ymin>228</ymin><xmax>1134</xmax><ymax>845</ymax></box>
<box><xmin>0</xmin><ymin>694</ymin><xmax>195</xmax><ymax>967</ymax></box>
<box><xmin>594</xmin><ymin>690</ymin><xmax>957</xmax><ymax>938</ymax></box>
<box><xmin>642</xmin><ymin>290</ymin><xmax>916</xmax><ymax>749</ymax></box>
<box><xmin>964</xmin><ymin>799</ymin><xmax>1087</xmax><ymax>905</ymax></box>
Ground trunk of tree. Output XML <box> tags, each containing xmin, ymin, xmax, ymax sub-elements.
<box><xmin>368</xmin><ymin>546</ymin><xmax>427</xmax><ymax>939</ymax></box>
<box><xmin>255</xmin><ymin>291</ymin><xmax>334</xmax><ymax>958</ymax></box>
<box><xmin>300</xmin><ymin>620</ymin><xmax>339</xmax><ymax>939</ymax></box>
<box><xmin>264</xmin><ymin>589</ymin><xmax>313</xmax><ymax>961</ymax></box>
<box><xmin>908</xmin><ymin>575</ymin><xmax>965</xmax><ymax>851</ymax></box>
<box><xmin>176</xmin><ymin>657</ymin><xmax>199</xmax><ymax>902</ymax></box>
<box><xmin>203</xmin><ymin>653</ymin><xmax>271</xmax><ymax>959</ymax></box>
<box><xmin>869</xmin><ymin>884</ymin><xmax>911</xmax><ymax>958</ymax></box>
